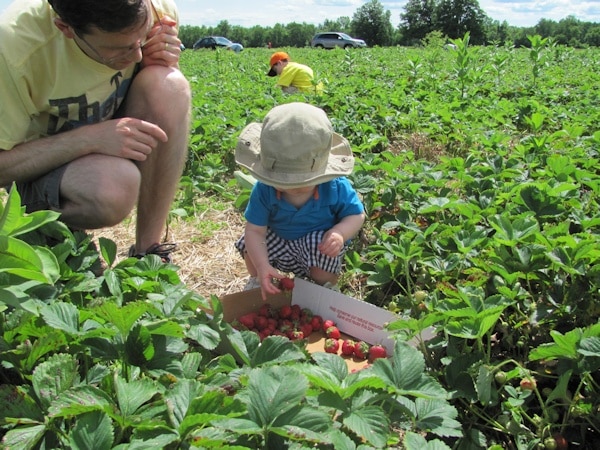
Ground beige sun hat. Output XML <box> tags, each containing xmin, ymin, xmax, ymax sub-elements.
<box><xmin>235</xmin><ymin>102</ymin><xmax>354</xmax><ymax>189</ymax></box>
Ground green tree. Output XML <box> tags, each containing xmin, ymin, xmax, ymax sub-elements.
<box><xmin>399</xmin><ymin>0</ymin><xmax>438</xmax><ymax>45</ymax></box>
<box><xmin>351</xmin><ymin>0</ymin><xmax>394</xmax><ymax>46</ymax></box>
<box><xmin>435</xmin><ymin>0</ymin><xmax>488</xmax><ymax>44</ymax></box>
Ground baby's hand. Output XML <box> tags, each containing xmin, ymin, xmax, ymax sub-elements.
<box><xmin>318</xmin><ymin>229</ymin><xmax>344</xmax><ymax>258</ymax></box>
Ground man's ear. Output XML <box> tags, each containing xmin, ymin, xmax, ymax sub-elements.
<box><xmin>53</xmin><ymin>17</ymin><xmax>76</xmax><ymax>39</ymax></box>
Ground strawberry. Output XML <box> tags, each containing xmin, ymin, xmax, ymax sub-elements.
<box><xmin>322</xmin><ymin>319</ymin><xmax>336</xmax><ymax>332</ymax></box>
<box><xmin>310</xmin><ymin>315</ymin><xmax>323</xmax><ymax>331</ymax></box>
<box><xmin>279</xmin><ymin>277</ymin><xmax>295</xmax><ymax>291</ymax></box>
<box><xmin>369</xmin><ymin>344</ymin><xmax>387</xmax><ymax>361</ymax></box>
<box><xmin>324</xmin><ymin>338</ymin><xmax>339</xmax><ymax>354</ymax></box>
<box><xmin>341</xmin><ymin>339</ymin><xmax>356</xmax><ymax>356</ymax></box>
<box><xmin>354</xmin><ymin>341</ymin><xmax>370</xmax><ymax>360</ymax></box>
<box><xmin>300</xmin><ymin>323</ymin><xmax>313</xmax><ymax>337</ymax></box>
<box><xmin>254</xmin><ymin>315</ymin><xmax>268</xmax><ymax>331</ymax></box>
<box><xmin>289</xmin><ymin>330</ymin><xmax>305</xmax><ymax>341</ymax></box>
<box><xmin>238</xmin><ymin>313</ymin><xmax>256</xmax><ymax>329</ymax></box>
<box><xmin>279</xmin><ymin>305</ymin><xmax>292</xmax><ymax>319</ymax></box>
<box><xmin>258</xmin><ymin>303</ymin><xmax>275</xmax><ymax>318</ymax></box>
<box><xmin>326</xmin><ymin>326</ymin><xmax>341</xmax><ymax>339</ymax></box>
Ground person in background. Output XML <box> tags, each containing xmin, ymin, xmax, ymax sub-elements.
<box><xmin>234</xmin><ymin>102</ymin><xmax>365</xmax><ymax>300</ymax></box>
<box><xmin>0</xmin><ymin>0</ymin><xmax>191</xmax><ymax>263</ymax></box>
<box><xmin>267</xmin><ymin>51</ymin><xmax>323</xmax><ymax>94</ymax></box>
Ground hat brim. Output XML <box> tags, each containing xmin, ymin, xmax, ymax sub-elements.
<box><xmin>235</xmin><ymin>122</ymin><xmax>354</xmax><ymax>190</ymax></box>
<box><xmin>267</xmin><ymin>67</ymin><xmax>277</xmax><ymax>77</ymax></box>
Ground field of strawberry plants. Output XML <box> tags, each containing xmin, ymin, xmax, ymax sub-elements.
<box><xmin>1</xmin><ymin>35</ymin><xmax>600</xmax><ymax>449</ymax></box>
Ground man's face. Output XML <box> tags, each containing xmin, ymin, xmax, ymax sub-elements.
<box><xmin>71</xmin><ymin>0</ymin><xmax>158</xmax><ymax>70</ymax></box>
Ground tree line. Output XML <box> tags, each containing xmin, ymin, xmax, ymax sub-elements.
<box><xmin>178</xmin><ymin>0</ymin><xmax>600</xmax><ymax>49</ymax></box>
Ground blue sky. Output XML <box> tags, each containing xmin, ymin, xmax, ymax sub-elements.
<box><xmin>2</xmin><ymin>0</ymin><xmax>599</xmax><ymax>28</ymax></box>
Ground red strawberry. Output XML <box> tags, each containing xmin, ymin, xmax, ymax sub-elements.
<box><xmin>341</xmin><ymin>339</ymin><xmax>356</xmax><ymax>356</ymax></box>
<box><xmin>324</xmin><ymin>338</ymin><xmax>339</xmax><ymax>354</ymax></box>
<box><xmin>279</xmin><ymin>305</ymin><xmax>292</xmax><ymax>319</ymax></box>
<box><xmin>289</xmin><ymin>330</ymin><xmax>305</xmax><ymax>341</ymax></box>
<box><xmin>369</xmin><ymin>344</ymin><xmax>387</xmax><ymax>362</ymax></box>
<box><xmin>258</xmin><ymin>303</ymin><xmax>275</xmax><ymax>318</ymax></box>
<box><xmin>300</xmin><ymin>323</ymin><xmax>313</xmax><ymax>337</ymax></box>
<box><xmin>238</xmin><ymin>313</ymin><xmax>256</xmax><ymax>329</ymax></box>
<box><xmin>254</xmin><ymin>315</ymin><xmax>268</xmax><ymax>331</ymax></box>
<box><xmin>279</xmin><ymin>277</ymin><xmax>295</xmax><ymax>291</ymax></box>
<box><xmin>326</xmin><ymin>326</ymin><xmax>341</xmax><ymax>339</ymax></box>
<box><xmin>354</xmin><ymin>341</ymin><xmax>370</xmax><ymax>360</ymax></box>
<box><xmin>322</xmin><ymin>319</ymin><xmax>336</xmax><ymax>332</ymax></box>
<box><xmin>310</xmin><ymin>315</ymin><xmax>323</xmax><ymax>331</ymax></box>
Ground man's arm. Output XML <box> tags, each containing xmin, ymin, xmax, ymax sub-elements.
<box><xmin>0</xmin><ymin>118</ymin><xmax>168</xmax><ymax>186</ymax></box>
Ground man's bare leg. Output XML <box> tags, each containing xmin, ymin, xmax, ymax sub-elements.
<box><xmin>124</xmin><ymin>65</ymin><xmax>191</xmax><ymax>254</ymax></box>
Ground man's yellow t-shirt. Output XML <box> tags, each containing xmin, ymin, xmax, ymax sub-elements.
<box><xmin>0</xmin><ymin>0</ymin><xmax>178</xmax><ymax>151</ymax></box>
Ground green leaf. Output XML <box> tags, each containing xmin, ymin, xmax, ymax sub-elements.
<box><xmin>70</xmin><ymin>411</ymin><xmax>114</xmax><ymax>450</ymax></box>
<box><xmin>342</xmin><ymin>405</ymin><xmax>389</xmax><ymax>448</ymax></box>
<box><xmin>0</xmin><ymin>385</ymin><xmax>45</xmax><ymax>422</ymax></box>
<box><xmin>32</xmin><ymin>353</ymin><xmax>79</xmax><ymax>409</ymax></box>
<box><xmin>250</xmin><ymin>335</ymin><xmax>307</xmax><ymax>366</ymax></box>
<box><xmin>245</xmin><ymin>366</ymin><xmax>308</xmax><ymax>427</ymax></box>
<box><xmin>163</xmin><ymin>378</ymin><xmax>204</xmax><ymax>428</ymax></box>
<box><xmin>125</xmin><ymin>324</ymin><xmax>155</xmax><ymax>366</ymax></box>
<box><xmin>95</xmin><ymin>301</ymin><xmax>149</xmax><ymax>336</ymax></box>
<box><xmin>414</xmin><ymin>398</ymin><xmax>462</xmax><ymax>438</ymax></box>
<box><xmin>48</xmin><ymin>385</ymin><xmax>113</xmax><ymax>418</ymax></box>
<box><xmin>98</xmin><ymin>237</ymin><xmax>117</xmax><ymax>267</ymax></box>
<box><xmin>115</xmin><ymin>377</ymin><xmax>159</xmax><ymax>418</ymax></box>
<box><xmin>0</xmin><ymin>424</ymin><xmax>47</xmax><ymax>450</ymax></box>
<box><xmin>41</xmin><ymin>301</ymin><xmax>80</xmax><ymax>335</ymax></box>
<box><xmin>186</xmin><ymin>322</ymin><xmax>222</xmax><ymax>350</ymax></box>
<box><xmin>0</xmin><ymin>236</ymin><xmax>57</xmax><ymax>283</ymax></box>
<box><xmin>404</xmin><ymin>430</ymin><xmax>452</xmax><ymax>450</ymax></box>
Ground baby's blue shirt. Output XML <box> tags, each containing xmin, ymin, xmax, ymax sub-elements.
<box><xmin>244</xmin><ymin>177</ymin><xmax>364</xmax><ymax>241</ymax></box>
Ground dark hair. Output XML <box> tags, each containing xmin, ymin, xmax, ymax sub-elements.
<box><xmin>48</xmin><ymin>0</ymin><xmax>148</xmax><ymax>34</ymax></box>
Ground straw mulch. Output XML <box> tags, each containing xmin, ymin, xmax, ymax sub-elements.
<box><xmin>91</xmin><ymin>205</ymin><xmax>250</xmax><ymax>299</ymax></box>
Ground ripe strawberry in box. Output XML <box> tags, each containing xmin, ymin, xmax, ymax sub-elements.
<box><xmin>324</xmin><ymin>338</ymin><xmax>339</xmax><ymax>354</ymax></box>
<box><xmin>341</xmin><ymin>339</ymin><xmax>356</xmax><ymax>356</ymax></box>
<box><xmin>369</xmin><ymin>344</ymin><xmax>387</xmax><ymax>362</ymax></box>
<box><xmin>326</xmin><ymin>326</ymin><xmax>341</xmax><ymax>339</ymax></box>
<box><xmin>354</xmin><ymin>341</ymin><xmax>370</xmax><ymax>360</ymax></box>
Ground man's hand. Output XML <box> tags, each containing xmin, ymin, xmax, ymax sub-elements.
<box><xmin>141</xmin><ymin>16</ymin><xmax>182</xmax><ymax>68</ymax></box>
<box><xmin>92</xmin><ymin>118</ymin><xmax>168</xmax><ymax>161</ymax></box>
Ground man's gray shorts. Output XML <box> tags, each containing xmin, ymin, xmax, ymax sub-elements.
<box><xmin>9</xmin><ymin>164</ymin><xmax>68</xmax><ymax>213</ymax></box>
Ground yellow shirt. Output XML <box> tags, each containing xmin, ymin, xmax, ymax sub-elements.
<box><xmin>0</xmin><ymin>0</ymin><xmax>178</xmax><ymax>150</ymax></box>
<box><xmin>277</xmin><ymin>62</ymin><xmax>323</xmax><ymax>94</ymax></box>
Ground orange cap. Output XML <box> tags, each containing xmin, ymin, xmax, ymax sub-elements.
<box><xmin>267</xmin><ymin>52</ymin><xmax>290</xmax><ymax>76</ymax></box>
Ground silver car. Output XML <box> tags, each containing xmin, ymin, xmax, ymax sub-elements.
<box><xmin>310</xmin><ymin>32</ymin><xmax>367</xmax><ymax>49</ymax></box>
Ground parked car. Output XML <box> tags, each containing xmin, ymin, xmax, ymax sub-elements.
<box><xmin>193</xmin><ymin>36</ymin><xmax>243</xmax><ymax>53</ymax></box>
<box><xmin>310</xmin><ymin>32</ymin><xmax>367</xmax><ymax>49</ymax></box>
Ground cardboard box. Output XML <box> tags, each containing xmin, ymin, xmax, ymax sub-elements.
<box><xmin>219</xmin><ymin>278</ymin><xmax>401</xmax><ymax>369</ymax></box>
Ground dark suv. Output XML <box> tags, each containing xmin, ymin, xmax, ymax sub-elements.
<box><xmin>310</xmin><ymin>32</ymin><xmax>367</xmax><ymax>49</ymax></box>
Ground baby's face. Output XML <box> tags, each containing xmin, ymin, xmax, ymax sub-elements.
<box><xmin>279</xmin><ymin>185</ymin><xmax>315</xmax><ymax>195</ymax></box>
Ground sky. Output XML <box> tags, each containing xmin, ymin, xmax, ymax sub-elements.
<box><xmin>1</xmin><ymin>0</ymin><xmax>599</xmax><ymax>29</ymax></box>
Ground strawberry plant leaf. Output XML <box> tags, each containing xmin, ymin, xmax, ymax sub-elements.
<box><xmin>244</xmin><ymin>366</ymin><xmax>308</xmax><ymax>427</ymax></box>
<box><xmin>41</xmin><ymin>301</ymin><xmax>80</xmax><ymax>335</ymax></box>
<box><xmin>0</xmin><ymin>385</ymin><xmax>45</xmax><ymax>422</ymax></box>
<box><xmin>115</xmin><ymin>377</ymin><xmax>159</xmax><ymax>418</ymax></box>
<box><xmin>404</xmin><ymin>430</ymin><xmax>452</xmax><ymax>450</ymax></box>
<box><xmin>414</xmin><ymin>398</ymin><xmax>462</xmax><ymax>438</ymax></box>
<box><xmin>250</xmin><ymin>335</ymin><xmax>307</xmax><ymax>367</ymax></box>
<box><xmin>47</xmin><ymin>385</ymin><xmax>112</xmax><ymax>418</ymax></box>
<box><xmin>125</xmin><ymin>324</ymin><xmax>155</xmax><ymax>366</ymax></box>
<box><xmin>0</xmin><ymin>424</ymin><xmax>47</xmax><ymax>450</ymax></box>
<box><xmin>342</xmin><ymin>404</ymin><xmax>389</xmax><ymax>448</ymax></box>
<box><xmin>98</xmin><ymin>237</ymin><xmax>117</xmax><ymax>268</ymax></box>
<box><xmin>32</xmin><ymin>353</ymin><xmax>79</xmax><ymax>410</ymax></box>
<box><xmin>69</xmin><ymin>410</ymin><xmax>114</xmax><ymax>450</ymax></box>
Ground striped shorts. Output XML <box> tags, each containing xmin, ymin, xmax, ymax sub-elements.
<box><xmin>235</xmin><ymin>228</ymin><xmax>348</xmax><ymax>279</ymax></box>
